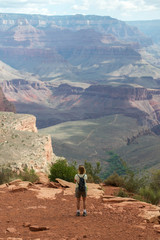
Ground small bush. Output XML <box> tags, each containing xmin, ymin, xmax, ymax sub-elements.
<box><xmin>49</xmin><ymin>159</ymin><xmax>77</xmax><ymax>182</ymax></box>
<box><xmin>19</xmin><ymin>167</ymin><xmax>39</xmax><ymax>183</ymax></box>
<box><xmin>0</xmin><ymin>167</ymin><xmax>17</xmax><ymax>184</ymax></box>
<box><xmin>84</xmin><ymin>161</ymin><xmax>101</xmax><ymax>183</ymax></box>
<box><xmin>150</xmin><ymin>170</ymin><xmax>160</xmax><ymax>191</ymax></box>
<box><xmin>139</xmin><ymin>186</ymin><xmax>160</xmax><ymax>205</ymax></box>
<box><xmin>104</xmin><ymin>172</ymin><xmax>124</xmax><ymax>187</ymax></box>
<box><xmin>116</xmin><ymin>188</ymin><xmax>129</xmax><ymax>198</ymax></box>
<box><xmin>86</xmin><ymin>174</ymin><xmax>94</xmax><ymax>183</ymax></box>
<box><xmin>123</xmin><ymin>171</ymin><xmax>147</xmax><ymax>194</ymax></box>
<box><xmin>0</xmin><ymin>166</ymin><xmax>39</xmax><ymax>184</ymax></box>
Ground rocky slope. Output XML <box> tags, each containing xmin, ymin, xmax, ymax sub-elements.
<box><xmin>0</xmin><ymin>87</ymin><xmax>15</xmax><ymax>112</ymax></box>
<box><xmin>0</xmin><ymin>112</ymin><xmax>57</xmax><ymax>172</ymax></box>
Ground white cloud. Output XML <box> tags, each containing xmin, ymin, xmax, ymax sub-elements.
<box><xmin>98</xmin><ymin>0</ymin><xmax>157</xmax><ymax>12</ymax></box>
<box><xmin>72</xmin><ymin>0</ymin><xmax>89</xmax><ymax>11</ymax></box>
<box><xmin>0</xmin><ymin>0</ymin><xmax>159</xmax><ymax>20</ymax></box>
<box><xmin>0</xmin><ymin>0</ymin><xmax>75</xmax><ymax>8</ymax></box>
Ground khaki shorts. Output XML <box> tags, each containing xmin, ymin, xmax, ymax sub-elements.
<box><xmin>75</xmin><ymin>187</ymin><xmax>87</xmax><ymax>198</ymax></box>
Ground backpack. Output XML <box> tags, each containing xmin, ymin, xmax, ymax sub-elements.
<box><xmin>78</xmin><ymin>174</ymin><xmax>85</xmax><ymax>191</ymax></box>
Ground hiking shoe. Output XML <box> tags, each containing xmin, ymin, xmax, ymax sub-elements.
<box><xmin>83</xmin><ymin>211</ymin><xmax>87</xmax><ymax>216</ymax></box>
<box><xmin>76</xmin><ymin>212</ymin><xmax>80</xmax><ymax>216</ymax></box>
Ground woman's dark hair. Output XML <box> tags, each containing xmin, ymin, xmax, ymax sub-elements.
<box><xmin>78</xmin><ymin>165</ymin><xmax>85</xmax><ymax>174</ymax></box>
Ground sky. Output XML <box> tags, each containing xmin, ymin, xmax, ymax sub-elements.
<box><xmin>0</xmin><ymin>0</ymin><xmax>160</xmax><ymax>21</ymax></box>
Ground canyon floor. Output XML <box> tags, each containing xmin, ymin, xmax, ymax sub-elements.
<box><xmin>0</xmin><ymin>179</ymin><xmax>160</xmax><ymax>240</ymax></box>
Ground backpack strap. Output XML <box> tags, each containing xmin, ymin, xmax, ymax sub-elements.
<box><xmin>78</xmin><ymin>174</ymin><xmax>85</xmax><ymax>178</ymax></box>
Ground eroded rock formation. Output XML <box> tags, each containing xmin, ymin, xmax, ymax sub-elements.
<box><xmin>0</xmin><ymin>87</ymin><xmax>15</xmax><ymax>112</ymax></box>
<box><xmin>0</xmin><ymin>112</ymin><xmax>57</xmax><ymax>172</ymax></box>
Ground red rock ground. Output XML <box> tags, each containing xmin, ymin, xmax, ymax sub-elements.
<box><xmin>0</xmin><ymin>185</ymin><xmax>160</xmax><ymax>240</ymax></box>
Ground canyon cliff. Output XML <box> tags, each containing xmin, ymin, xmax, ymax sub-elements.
<box><xmin>0</xmin><ymin>112</ymin><xmax>57</xmax><ymax>172</ymax></box>
<box><xmin>0</xmin><ymin>13</ymin><xmax>158</xmax><ymax>84</ymax></box>
<box><xmin>0</xmin><ymin>87</ymin><xmax>15</xmax><ymax>112</ymax></box>
<box><xmin>2</xmin><ymin>79</ymin><xmax>160</xmax><ymax>130</ymax></box>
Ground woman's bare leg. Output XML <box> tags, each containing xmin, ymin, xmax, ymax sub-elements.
<box><xmin>77</xmin><ymin>197</ymin><xmax>80</xmax><ymax>210</ymax></box>
<box><xmin>83</xmin><ymin>197</ymin><xmax>86</xmax><ymax>210</ymax></box>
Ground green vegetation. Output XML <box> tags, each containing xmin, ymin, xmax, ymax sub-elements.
<box><xmin>139</xmin><ymin>186</ymin><xmax>160</xmax><ymax>205</ymax></box>
<box><xmin>116</xmin><ymin>188</ymin><xmax>129</xmax><ymax>198</ymax></box>
<box><xmin>18</xmin><ymin>167</ymin><xmax>39</xmax><ymax>183</ymax></box>
<box><xmin>49</xmin><ymin>159</ymin><xmax>101</xmax><ymax>183</ymax></box>
<box><xmin>84</xmin><ymin>160</ymin><xmax>101</xmax><ymax>183</ymax></box>
<box><xmin>0</xmin><ymin>167</ymin><xmax>17</xmax><ymax>184</ymax></box>
<box><xmin>0</xmin><ymin>165</ymin><xmax>39</xmax><ymax>184</ymax></box>
<box><xmin>49</xmin><ymin>159</ymin><xmax>77</xmax><ymax>182</ymax></box>
<box><xmin>101</xmin><ymin>152</ymin><xmax>127</xmax><ymax>179</ymax></box>
<box><xmin>104</xmin><ymin>166</ymin><xmax>160</xmax><ymax>205</ymax></box>
<box><xmin>104</xmin><ymin>172</ymin><xmax>125</xmax><ymax>187</ymax></box>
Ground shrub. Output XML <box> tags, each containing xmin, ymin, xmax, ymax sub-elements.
<box><xmin>0</xmin><ymin>165</ymin><xmax>39</xmax><ymax>184</ymax></box>
<box><xmin>49</xmin><ymin>159</ymin><xmax>77</xmax><ymax>182</ymax></box>
<box><xmin>123</xmin><ymin>170</ymin><xmax>148</xmax><ymax>194</ymax></box>
<box><xmin>116</xmin><ymin>188</ymin><xmax>129</xmax><ymax>198</ymax></box>
<box><xmin>0</xmin><ymin>167</ymin><xmax>17</xmax><ymax>184</ymax></box>
<box><xmin>104</xmin><ymin>172</ymin><xmax>124</xmax><ymax>187</ymax></box>
<box><xmin>137</xmin><ymin>170</ymin><xmax>160</xmax><ymax>205</ymax></box>
<box><xmin>139</xmin><ymin>186</ymin><xmax>160</xmax><ymax>205</ymax></box>
<box><xmin>84</xmin><ymin>160</ymin><xmax>101</xmax><ymax>183</ymax></box>
<box><xmin>150</xmin><ymin>170</ymin><xmax>160</xmax><ymax>191</ymax></box>
<box><xmin>86</xmin><ymin>174</ymin><xmax>94</xmax><ymax>183</ymax></box>
<box><xmin>19</xmin><ymin>167</ymin><xmax>39</xmax><ymax>183</ymax></box>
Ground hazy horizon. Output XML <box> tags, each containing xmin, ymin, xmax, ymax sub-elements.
<box><xmin>0</xmin><ymin>0</ymin><xmax>160</xmax><ymax>21</ymax></box>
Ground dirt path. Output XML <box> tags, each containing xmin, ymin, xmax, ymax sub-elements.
<box><xmin>77</xmin><ymin>129</ymin><xmax>95</xmax><ymax>146</ymax></box>
<box><xmin>109</xmin><ymin>114</ymin><xmax>118</xmax><ymax>125</ymax></box>
<box><xmin>0</xmin><ymin>185</ymin><xmax>159</xmax><ymax>240</ymax></box>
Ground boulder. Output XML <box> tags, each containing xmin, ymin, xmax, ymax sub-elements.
<box><xmin>36</xmin><ymin>172</ymin><xmax>50</xmax><ymax>185</ymax></box>
<box><xmin>0</xmin><ymin>183</ymin><xmax>9</xmax><ymax>189</ymax></box>
<box><xmin>23</xmin><ymin>222</ymin><xmax>31</xmax><ymax>227</ymax></box>
<box><xmin>9</xmin><ymin>179</ymin><xmax>22</xmax><ymax>185</ymax></box>
<box><xmin>55</xmin><ymin>178</ymin><xmax>74</xmax><ymax>188</ymax></box>
<box><xmin>7</xmin><ymin>238</ymin><xmax>23</xmax><ymax>240</ymax></box>
<box><xmin>29</xmin><ymin>225</ymin><xmax>49</xmax><ymax>231</ymax></box>
<box><xmin>153</xmin><ymin>224</ymin><xmax>160</xmax><ymax>233</ymax></box>
<box><xmin>139</xmin><ymin>210</ymin><xmax>160</xmax><ymax>224</ymax></box>
<box><xmin>6</xmin><ymin>227</ymin><xmax>16</xmax><ymax>233</ymax></box>
<box><xmin>8</xmin><ymin>186</ymin><xmax>28</xmax><ymax>192</ymax></box>
<box><xmin>48</xmin><ymin>182</ymin><xmax>60</xmax><ymax>188</ymax></box>
<box><xmin>102</xmin><ymin>196</ymin><xmax>138</xmax><ymax>203</ymax></box>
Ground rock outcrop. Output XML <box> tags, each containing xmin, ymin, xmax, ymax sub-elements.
<box><xmin>0</xmin><ymin>112</ymin><xmax>57</xmax><ymax>172</ymax></box>
<box><xmin>0</xmin><ymin>87</ymin><xmax>15</xmax><ymax>112</ymax></box>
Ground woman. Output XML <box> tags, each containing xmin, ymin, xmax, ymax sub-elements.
<box><xmin>74</xmin><ymin>165</ymin><xmax>87</xmax><ymax>216</ymax></box>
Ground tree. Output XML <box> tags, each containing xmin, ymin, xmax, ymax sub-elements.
<box><xmin>49</xmin><ymin>159</ymin><xmax>77</xmax><ymax>182</ymax></box>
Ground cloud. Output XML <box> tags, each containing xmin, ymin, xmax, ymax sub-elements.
<box><xmin>0</xmin><ymin>0</ymin><xmax>75</xmax><ymax>9</ymax></box>
<box><xmin>98</xmin><ymin>0</ymin><xmax>157</xmax><ymax>12</ymax></box>
<box><xmin>0</xmin><ymin>0</ymin><xmax>75</xmax><ymax>15</ymax></box>
<box><xmin>72</xmin><ymin>0</ymin><xmax>89</xmax><ymax>11</ymax></box>
<box><xmin>0</xmin><ymin>0</ymin><xmax>159</xmax><ymax>20</ymax></box>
